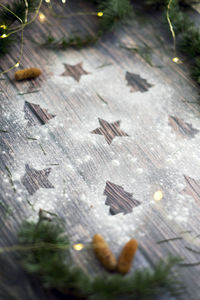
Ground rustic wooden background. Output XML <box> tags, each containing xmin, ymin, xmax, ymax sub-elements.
<box><xmin>0</xmin><ymin>1</ymin><xmax>200</xmax><ymax>299</ymax></box>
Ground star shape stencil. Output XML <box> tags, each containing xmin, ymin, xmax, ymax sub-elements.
<box><xmin>61</xmin><ymin>62</ymin><xmax>90</xmax><ymax>82</ymax></box>
<box><xmin>21</xmin><ymin>164</ymin><xmax>54</xmax><ymax>195</ymax></box>
<box><xmin>168</xmin><ymin>116</ymin><xmax>199</xmax><ymax>139</ymax></box>
<box><xmin>91</xmin><ymin>118</ymin><xmax>129</xmax><ymax>145</ymax></box>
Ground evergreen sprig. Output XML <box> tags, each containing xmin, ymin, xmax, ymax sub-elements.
<box><xmin>37</xmin><ymin>34</ymin><xmax>99</xmax><ymax>50</ymax></box>
<box><xmin>0</xmin><ymin>35</ymin><xmax>14</xmax><ymax>55</ymax></box>
<box><xmin>1</xmin><ymin>0</ymin><xmax>200</xmax><ymax>85</ymax></box>
<box><xmin>0</xmin><ymin>0</ymin><xmax>37</xmax><ymax>25</ymax></box>
<box><xmin>98</xmin><ymin>0</ymin><xmax>132</xmax><ymax>31</ymax></box>
<box><xmin>0</xmin><ymin>0</ymin><xmax>133</xmax><ymax>56</ymax></box>
<box><xmin>141</xmin><ymin>0</ymin><xmax>200</xmax><ymax>84</ymax></box>
<box><xmin>17</xmin><ymin>212</ymin><xmax>184</xmax><ymax>300</ymax></box>
<box><xmin>39</xmin><ymin>0</ymin><xmax>133</xmax><ymax>50</ymax></box>
<box><xmin>192</xmin><ymin>57</ymin><xmax>200</xmax><ymax>84</ymax></box>
<box><xmin>165</xmin><ymin>0</ymin><xmax>200</xmax><ymax>84</ymax></box>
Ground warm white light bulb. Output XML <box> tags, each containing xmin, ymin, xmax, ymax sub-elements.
<box><xmin>153</xmin><ymin>190</ymin><xmax>163</xmax><ymax>202</ymax></box>
<box><xmin>0</xmin><ymin>25</ymin><xmax>7</xmax><ymax>29</ymax></box>
<box><xmin>73</xmin><ymin>243</ymin><xmax>84</xmax><ymax>251</ymax></box>
<box><xmin>0</xmin><ymin>33</ymin><xmax>7</xmax><ymax>38</ymax></box>
<box><xmin>172</xmin><ymin>57</ymin><xmax>182</xmax><ymax>64</ymax></box>
<box><xmin>38</xmin><ymin>13</ymin><xmax>46</xmax><ymax>23</ymax></box>
<box><xmin>97</xmin><ymin>12</ymin><xmax>103</xmax><ymax>17</ymax></box>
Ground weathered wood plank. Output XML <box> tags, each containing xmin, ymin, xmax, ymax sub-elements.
<box><xmin>0</xmin><ymin>1</ymin><xmax>200</xmax><ymax>299</ymax></box>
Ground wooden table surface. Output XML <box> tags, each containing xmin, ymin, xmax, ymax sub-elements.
<box><xmin>0</xmin><ymin>1</ymin><xmax>200</xmax><ymax>299</ymax></box>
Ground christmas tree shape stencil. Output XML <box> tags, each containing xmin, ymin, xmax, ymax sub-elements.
<box><xmin>24</xmin><ymin>101</ymin><xmax>55</xmax><ymax>126</ymax></box>
<box><xmin>126</xmin><ymin>71</ymin><xmax>153</xmax><ymax>93</ymax></box>
<box><xmin>168</xmin><ymin>116</ymin><xmax>199</xmax><ymax>139</ymax></box>
<box><xmin>103</xmin><ymin>181</ymin><xmax>141</xmax><ymax>215</ymax></box>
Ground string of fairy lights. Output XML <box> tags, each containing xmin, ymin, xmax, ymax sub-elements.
<box><xmin>0</xmin><ymin>0</ymin><xmax>197</xmax><ymax>250</ymax></box>
<box><xmin>167</xmin><ymin>0</ymin><xmax>181</xmax><ymax>64</ymax></box>
<box><xmin>0</xmin><ymin>186</ymin><xmax>199</xmax><ymax>256</ymax></box>
<box><xmin>0</xmin><ymin>0</ymin><xmax>43</xmax><ymax>75</ymax></box>
<box><xmin>0</xmin><ymin>0</ymin><xmax>104</xmax><ymax>75</ymax></box>
<box><xmin>0</xmin><ymin>190</ymin><xmax>165</xmax><ymax>256</ymax></box>
<box><xmin>0</xmin><ymin>0</ymin><xmax>181</xmax><ymax>76</ymax></box>
<box><xmin>0</xmin><ymin>0</ymin><xmax>198</xmax><ymax>253</ymax></box>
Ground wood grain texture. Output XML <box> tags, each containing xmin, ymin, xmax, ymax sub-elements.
<box><xmin>24</xmin><ymin>101</ymin><xmax>56</xmax><ymax>126</ymax></box>
<box><xmin>21</xmin><ymin>164</ymin><xmax>54</xmax><ymax>195</ymax></box>
<box><xmin>183</xmin><ymin>175</ymin><xmax>200</xmax><ymax>206</ymax></box>
<box><xmin>104</xmin><ymin>181</ymin><xmax>141</xmax><ymax>215</ymax></box>
<box><xmin>0</xmin><ymin>1</ymin><xmax>200</xmax><ymax>299</ymax></box>
<box><xmin>168</xmin><ymin>116</ymin><xmax>199</xmax><ymax>139</ymax></box>
<box><xmin>125</xmin><ymin>71</ymin><xmax>153</xmax><ymax>93</ymax></box>
<box><xmin>61</xmin><ymin>62</ymin><xmax>90</xmax><ymax>82</ymax></box>
<box><xmin>91</xmin><ymin>118</ymin><xmax>129</xmax><ymax>145</ymax></box>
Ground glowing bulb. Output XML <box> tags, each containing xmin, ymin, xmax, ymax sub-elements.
<box><xmin>38</xmin><ymin>13</ymin><xmax>46</xmax><ymax>23</ymax></box>
<box><xmin>172</xmin><ymin>57</ymin><xmax>181</xmax><ymax>64</ymax></box>
<box><xmin>62</xmin><ymin>0</ymin><xmax>66</xmax><ymax>3</ymax></box>
<box><xmin>0</xmin><ymin>25</ymin><xmax>7</xmax><ymax>29</ymax></box>
<box><xmin>45</xmin><ymin>0</ymin><xmax>51</xmax><ymax>2</ymax></box>
<box><xmin>15</xmin><ymin>62</ymin><xmax>20</xmax><ymax>68</ymax></box>
<box><xmin>73</xmin><ymin>243</ymin><xmax>84</xmax><ymax>251</ymax></box>
<box><xmin>97</xmin><ymin>12</ymin><xmax>103</xmax><ymax>17</ymax></box>
<box><xmin>0</xmin><ymin>34</ymin><xmax>7</xmax><ymax>38</ymax></box>
<box><xmin>153</xmin><ymin>190</ymin><xmax>163</xmax><ymax>202</ymax></box>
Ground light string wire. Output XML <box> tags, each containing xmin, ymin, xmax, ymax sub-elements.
<box><xmin>0</xmin><ymin>241</ymin><xmax>91</xmax><ymax>255</ymax></box>
<box><xmin>0</xmin><ymin>3</ymin><xmax>23</xmax><ymax>23</ymax></box>
<box><xmin>24</xmin><ymin>0</ymin><xmax>29</xmax><ymax>23</ymax></box>
<box><xmin>47</xmin><ymin>0</ymin><xmax>102</xmax><ymax>19</ymax></box>
<box><xmin>1</xmin><ymin>0</ymin><xmax>43</xmax><ymax>37</ymax></box>
<box><xmin>166</xmin><ymin>0</ymin><xmax>181</xmax><ymax>63</ymax></box>
<box><xmin>0</xmin><ymin>3</ymin><xmax>24</xmax><ymax>75</ymax></box>
<box><xmin>167</xmin><ymin>0</ymin><xmax>176</xmax><ymax>54</ymax></box>
<box><xmin>0</xmin><ymin>0</ymin><xmax>103</xmax><ymax>75</ymax></box>
<box><xmin>0</xmin><ymin>0</ymin><xmax>43</xmax><ymax>76</ymax></box>
<box><xmin>0</xmin><ymin>235</ymin><xmax>117</xmax><ymax>254</ymax></box>
<box><xmin>50</xmin><ymin>10</ymin><xmax>98</xmax><ymax>19</ymax></box>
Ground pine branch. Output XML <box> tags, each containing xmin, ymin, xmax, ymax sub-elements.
<box><xmin>143</xmin><ymin>0</ymin><xmax>169</xmax><ymax>10</ymax></box>
<box><xmin>139</xmin><ymin>0</ymin><xmax>200</xmax><ymax>85</ymax></box>
<box><xmin>89</xmin><ymin>256</ymin><xmax>183</xmax><ymax>300</ymax></box>
<box><xmin>37</xmin><ymin>34</ymin><xmax>99</xmax><ymax>50</ymax></box>
<box><xmin>98</xmin><ymin>0</ymin><xmax>133</xmax><ymax>30</ymax></box>
<box><xmin>0</xmin><ymin>0</ymin><xmax>38</xmax><ymax>25</ymax></box>
<box><xmin>167</xmin><ymin>1</ymin><xmax>200</xmax><ymax>83</ymax></box>
<box><xmin>17</xmin><ymin>213</ymin><xmax>184</xmax><ymax>300</ymax></box>
<box><xmin>0</xmin><ymin>34</ymin><xmax>14</xmax><ymax>55</ymax></box>
<box><xmin>192</xmin><ymin>57</ymin><xmax>200</xmax><ymax>84</ymax></box>
<box><xmin>1</xmin><ymin>0</ymin><xmax>200</xmax><ymax>86</ymax></box>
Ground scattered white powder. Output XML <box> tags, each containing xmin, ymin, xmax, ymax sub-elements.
<box><xmin>111</xmin><ymin>159</ymin><xmax>120</xmax><ymax>166</ymax></box>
